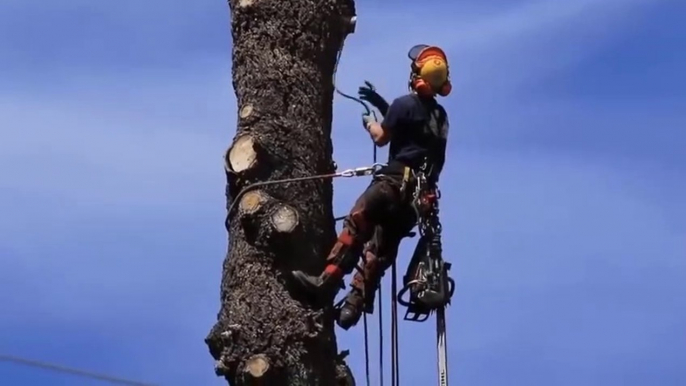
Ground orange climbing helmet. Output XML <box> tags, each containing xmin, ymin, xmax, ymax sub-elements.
<box><xmin>407</xmin><ymin>44</ymin><xmax>452</xmax><ymax>97</ymax></box>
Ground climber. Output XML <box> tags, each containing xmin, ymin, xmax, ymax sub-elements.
<box><xmin>290</xmin><ymin>44</ymin><xmax>452</xmax><ymax>330</ymax></box>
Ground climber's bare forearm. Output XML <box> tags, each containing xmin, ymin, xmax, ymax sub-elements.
<box><xmin>367</xmin><ymin>122</ymin><xmax>390</xmax><ymax>147</ymax></box>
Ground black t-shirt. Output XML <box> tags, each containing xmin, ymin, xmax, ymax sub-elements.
<box><xmin>380</xmin><ymin>93</ymin><xmax>449</xmax><ymax>180</ymax></box>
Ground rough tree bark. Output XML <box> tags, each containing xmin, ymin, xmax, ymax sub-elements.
<box><xmin>205</xmin><ymin>0</ymin><xmax>357</xmax><ymax>385</ymax></box>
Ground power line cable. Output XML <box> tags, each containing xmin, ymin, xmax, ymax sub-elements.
<box><xmin>0</xmin><ymin>353</ymin><xmax>158</xmax><ymax>386</ymax></box>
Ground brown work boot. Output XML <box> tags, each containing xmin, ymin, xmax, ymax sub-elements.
<box><xmin>336</xmin><ymin>288</ymin><xmax>365</xmax><ymax>330</ymax></box>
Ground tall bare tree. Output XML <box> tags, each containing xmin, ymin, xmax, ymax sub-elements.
<box><xmin>205</xmin><ymin>0</ymin><xmax>358</xmax><ymax>384</ymax></box>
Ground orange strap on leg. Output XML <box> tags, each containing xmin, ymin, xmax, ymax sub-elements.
<box><xmin>324</xmin><ymin>264</ymin><xmax>343</xmax><ymax>279</ymax></box>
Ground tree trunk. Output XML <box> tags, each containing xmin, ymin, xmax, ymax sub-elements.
<box><xmin>205</xmin><ymin>0</ymin><xmax>357</xmax><ymax>385</ymax></box>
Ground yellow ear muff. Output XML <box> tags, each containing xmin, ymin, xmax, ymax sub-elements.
<box><xmin>419</xmin><ymin>57</ymin><xmax>448</xmax><ymax>90</ymax></box>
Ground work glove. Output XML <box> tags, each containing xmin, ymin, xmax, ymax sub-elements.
<box><xmin>358</xmin><ymin>81</ymin><xmax>389</xmax><ymax>116</ymax></box>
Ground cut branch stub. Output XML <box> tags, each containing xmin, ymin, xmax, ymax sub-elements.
<box><xmin>269</xmin><ymin>204</ymin><xmax>299</xmax><ymax>233</ymax></box>
<box><xmin>243</xmin><ymin>354</ymin><xmax>270</xmax><ymax>382</ymax></box>
<box><xmin>239</xmin><ymin>189</ymin><xmax>269</xmax><ymax>216</ymax></box>
<box><xmin>226</xmin><ymin>134</ymin><xmax>258</xmax><ymax>173</ymax></box>
<box><xmin>238</xmin><ymin>0</ymin><xmax>256</xmax><ymax>7</ymax></box>
<box><xmin>240</xmin><ymin>104</ymin><xmax>254</xmax><ymax>119</ymax></box>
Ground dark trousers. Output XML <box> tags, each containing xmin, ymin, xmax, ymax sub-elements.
<box><xmin>328</xmin><ymin>175</ymin><xmax>416</xmax><ymax>309</ymax></box>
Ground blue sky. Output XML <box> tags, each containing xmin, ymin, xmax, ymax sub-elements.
<box><xmin>0</xmin><ymin>0</ymin><xmax>684</xmax><ymax>385</ymax></box>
